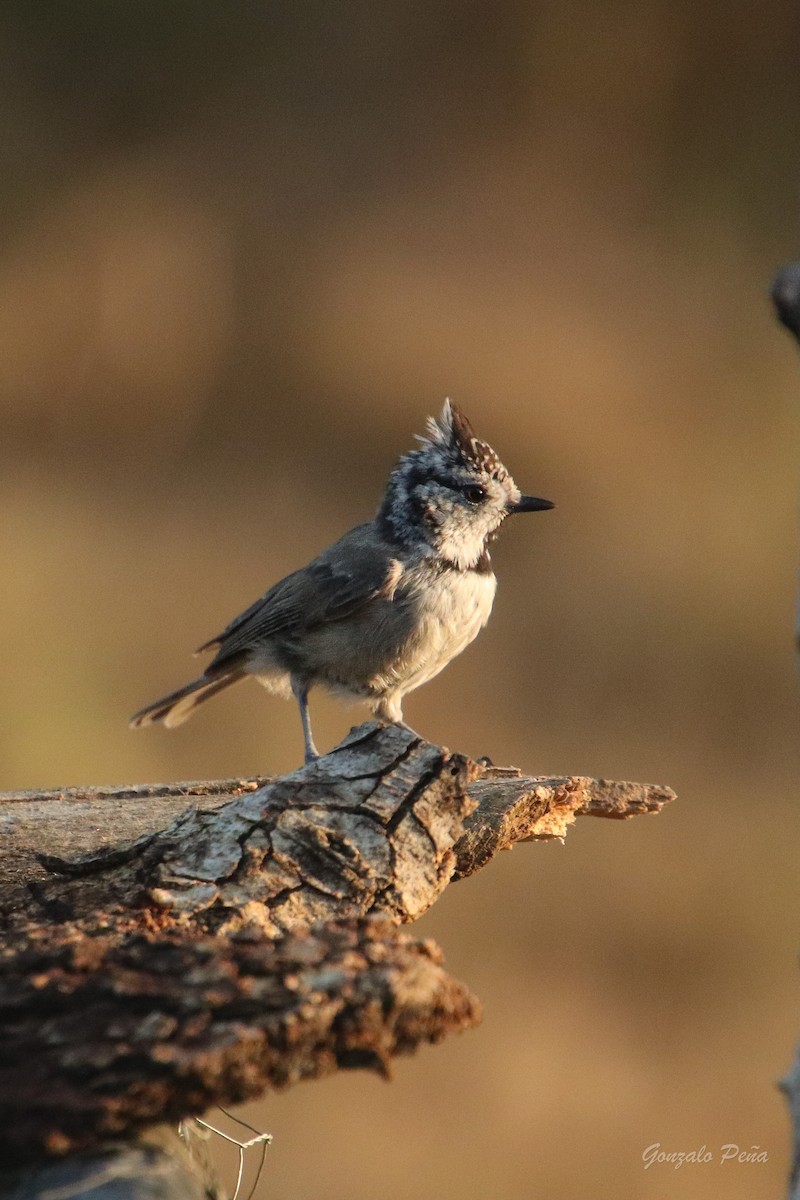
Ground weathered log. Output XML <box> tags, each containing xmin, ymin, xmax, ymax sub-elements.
<box><xmin>0</xmin><ymin>915</ymin><xmax>477</xmax><ymax>1167</ymax></box>
<box><xmin>5</xmin><ymin>723</ymin><xmax>673</xmax><ymax>937</ymax></box>
<box><xmin>0</xmin><ymin>1127</ymin><xmax>216</xmax><ymax>1200</ymax></box>
<box><xmin>0</xmin><ymin>721</ymin><xmax>674</xmax><ymax>1172</ymax></box>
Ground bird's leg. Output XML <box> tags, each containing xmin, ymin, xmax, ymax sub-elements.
<box><xmin>291</xmin><ymin>677</ymin><xmax>319</xmax><ymax>763</ymax></box>
<box><xmin>374</xmin><ymin>696</ymin><xmax>422</xmax><ymax>740</ymax></box>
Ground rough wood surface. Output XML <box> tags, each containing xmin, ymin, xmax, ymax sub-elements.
<box><xmin>0</xmin><ymin>721</ymin><xmax>674</xmax><ymax>1169</ymax></box>
<box><xmin>3</xmin><ymin>723</ymin><xmax>674</xmax><ymax>936</ymax></box>
<box><xmin>0</xmin><ymin>1127</ymin><xmax>219</xmax><ymax>1200</ymax></box>
<box><xmin>0</xmin><ymin>778</ymin><xmax>268</xmax><ymax>901</ymax></box>
<box><xmin>0</xmin><ymin>916</ymin><xmax>478</xmax><ymax>1167</ymax></box>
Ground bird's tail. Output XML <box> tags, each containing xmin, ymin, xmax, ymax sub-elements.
<box><xmin>129</xmin><ymin>669</ymin><xmax>245</xmax><ymax>730</ymax></box>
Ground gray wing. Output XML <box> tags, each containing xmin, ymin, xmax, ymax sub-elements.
<box><xmin>200</xmin><ymin>523</ymin><xmax>403</xmax><ymax>672</ymax></box>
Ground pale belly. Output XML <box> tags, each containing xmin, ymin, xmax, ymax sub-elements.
<box><xmin>387</xmin><ymin>567</ymin><xmax>497</xmax><ymax>695</ymax></box>
<box><xmin>309</xmin><ymin>565</ymin><xmax>498</xmax><ymax>713</ymax></box>
<box><xmin>250</xmin><ymin>563</ymin><xmax>497</xmax><ymax>716</ymax></box>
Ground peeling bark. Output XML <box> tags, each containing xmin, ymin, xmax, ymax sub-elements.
<box><xmin>454</xmin><ymin>771</ymin><xmax>674</xmax><ymax>877</ymax></box>
<box><xmin>7</xmin><ymin>723</ymin><xmax>673</xmax><ymax>938</ymax></box>
<box><xmin>0</xmin><ymin>721</ymin><xmax>674</xmax><ymax>1171</ymax></box>
<box><xmin>0</xmin><ymin>916</ymin><xmax>479</xmax><ymax>1167</ymax></box>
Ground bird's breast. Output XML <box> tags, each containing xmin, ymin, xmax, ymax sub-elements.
<box><xmin>384</xmin><ymin>562</ymin><xmax>497</xmax><ymax>690</ymax></box>
<box><xmin>291</xmin><ymin>560</ymin><xmax>497</xmax><ymax>701</ymax></box>
<box><xmin>405</xmin><ymin>562</ymin><xmax>497</xmax><ymax>634</ymax></box>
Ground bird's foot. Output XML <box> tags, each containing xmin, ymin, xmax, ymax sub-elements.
<box><xmin>391</xmin><ymin>719</ymin><xmax>423</xmax><ymax>741</ymax></box>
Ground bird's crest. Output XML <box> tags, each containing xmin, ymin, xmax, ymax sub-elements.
<box><xmin>421</xmin><ymin>399</ymin><xmax>508</xmax><ymax>481</ymax></box>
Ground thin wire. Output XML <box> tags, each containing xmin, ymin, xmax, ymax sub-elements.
<box><xmin>192</xmin><ymin>1108</ymin><xmax>272</xmax><ymax>1200</ymax></box>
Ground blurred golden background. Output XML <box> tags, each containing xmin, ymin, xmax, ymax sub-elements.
<box><xmin>2</xmin><ymin>3</ymin><xmax>800</xmax><ymax>1197</ymax></box>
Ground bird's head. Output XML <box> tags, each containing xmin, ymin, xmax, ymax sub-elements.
<box><xmin>379</xmin><ymin>400</ymin><xmax>553</xmax><ymax>569</ymax></box>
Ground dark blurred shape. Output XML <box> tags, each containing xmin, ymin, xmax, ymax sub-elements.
<box><xmin>771</xmin><ymin>260</ymin><xmax>800</xmax><ymax>342</ymax></box>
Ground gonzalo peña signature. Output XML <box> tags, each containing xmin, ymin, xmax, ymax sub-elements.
<box><xmin>642</xmin><ymin>1143</ymin><xmax>769</xmax><ymax>1170</ymax></box>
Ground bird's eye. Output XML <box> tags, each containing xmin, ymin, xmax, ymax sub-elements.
<box><xmin>462</xmin><ymin>484</ymin><xmax>486</xmax><ymax>504</ymax></box>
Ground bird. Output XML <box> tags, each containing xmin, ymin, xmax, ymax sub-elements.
<box><xmin>130</xmin><ymin>400</ymin><xmax>554</xmax><ymax>762</ymax></box>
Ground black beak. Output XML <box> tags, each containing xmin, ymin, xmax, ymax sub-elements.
<box><xmin>507</xmin><ymin>495</ymin><xmax>555</xmax><ymax>514</ymax></box>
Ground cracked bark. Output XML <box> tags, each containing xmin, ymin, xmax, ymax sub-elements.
<box><xmin>0</xmin><ymin>916</ymin><xmax>477</xmax><ymax>1168</ymax></box>
<box><xmin>0</xmin><ymin>720</ymin><xmax>674</xmax><ymax>1182</ymax></box>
